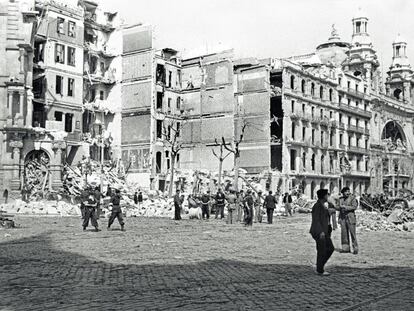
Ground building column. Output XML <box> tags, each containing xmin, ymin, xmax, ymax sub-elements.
<box><xmin>26</xmin><ymin>90</ymin><xmax>33</xmax><ymax>127</ymax></box>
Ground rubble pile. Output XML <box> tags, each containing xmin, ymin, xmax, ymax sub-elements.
<box><xmin>0</xmin><ymin>211</ymin><xmax>15</xmax><ymax>229</ymax></box>
<box><xmin>23</xmin><ymin>153</ymin><xmax>50</xmax><ymax>200</ymax></box>
<box><xmin>0</xmin><ymin>200</ymin><xmax>81</xmax><ymax>216</ymax></box>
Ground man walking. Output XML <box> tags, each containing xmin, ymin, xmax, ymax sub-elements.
<box><xmin>263</xmin><ymin>191</ymin><xmax>277</xmax><ymax>224</ymax></box>
<box><xmin>200</xmin><ymin>190</ymin><xmax>211</xmax><ymax>220</ymax></box>
<box><xmin>82</xmin><ymin>190</ymin><xmax>99</xmax><ymax>232</ymax></box>
<box><xmin>215</xmin><ymin>188</ymin><xmax>226</xmax><ymax>219</ymax></box>
<box><xmin>309</xmin><ymin>189</ymin><xmax>335</xmax><ymax>276</ymax></box>
<box><xmin>174</xmin><ymin>189</ymin><xmax>182</xmax><ymax>220</ymax></box>
<box><xmin>338</xmin><ymin>187</ymin><xmax>359</xmax><ymax>254</ymax></box>
<box><xmin>107</xmin><ymin>187</ymin><xmax>125</xmax><ymax>231</ymax></box>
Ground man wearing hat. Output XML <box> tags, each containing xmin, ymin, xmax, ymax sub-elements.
<box><xmin>108</xmin><ymin>185</ymin><xmax>125</xmax><ymax>231</ymax></box>
<box><xmin>82</xmin><ymin>189</ymin><xmax>100</xmax><ymax>232</ymax></box>
<box><xmin>215</xmin><ymin>188</ymin><xmax>226</xmax><ymax>219</ymax></box>
<box><xmin>309</xmin><ymin>189</ymin><xmax>335</xmax><ymax>276</ymax></box>
<box><xmin>338</xmin><ymin>187</ymin><xmax>358</xmax><ymax>254</ymax></box>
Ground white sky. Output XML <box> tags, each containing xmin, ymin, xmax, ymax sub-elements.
<box><xmin>100</xmin><ymin>0</ymin><xmax>414</xmax><ymax>70</ymax></box>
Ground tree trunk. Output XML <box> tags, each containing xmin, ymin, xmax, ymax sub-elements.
<box><xmin>234</xmin><ymin>155</ymin><xmax>240</xmax><ymax>192</ymax></box>
<box><xmin>168</xmin><ymin>154</ymin><xmax>176</xmax><ymax>198</ymax></box>
<box><xmin>218</xmin><ymin>159</ymin><xmax>223</xmax><ymax>188</ymax></box>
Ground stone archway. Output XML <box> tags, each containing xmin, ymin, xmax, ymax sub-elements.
<box><xmin>23</xmin><ymin>150</ymin><xmax>50</xmax><ymax>200</ymax></box>
<box><xmin>381</xmin><ymin>121</ymin><xmax>407</xmax><ymax>151</ymax></box>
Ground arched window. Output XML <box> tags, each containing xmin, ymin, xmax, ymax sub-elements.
<box><xmin>320</xmin><ymin>86</ymin><xmax>324</xmax><ymax>99</ymax></box>
<box><xmin>290</xmin><ymin>75</ymin><xmax>295</xmax><ymax>90</ymax></box>
<box><xmin>302</xmin><ymin>152</ymin><xmax>306</xmax><ymax>170</ymax></box>
<box><xmin>311</xmin><ymin>154</ymin><xmax>315</xmax><ymax>171</ymax></box>
<box><xmin>311</xmin><ymin>83</ymin><xmax>315</xmax><ymax>96</ymax></box>
<box><xmin>321</xmin><ymin>155</ymin><xmax>325</xmax><ymax>174</ymax></box>
<box><xmin>329</xmin><ymin>89</ymin><xmax>333</xmax><ymax>101</ymax></box>
<box><xmin>301</xmin><ymin>79</ymin><xmax>306</xmax><ymax>93</ymax></box>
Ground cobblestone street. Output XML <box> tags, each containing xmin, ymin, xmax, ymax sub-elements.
<box><xmin>0</xmin><ymin>215</ymin><xmax>413</xmax><ymax>310</ymax></box>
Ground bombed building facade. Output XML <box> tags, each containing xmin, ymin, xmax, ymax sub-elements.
<box><xmin>2</xmin><ymin>4</ymin><xmax>414</xmax><ymax>198</ymax></box>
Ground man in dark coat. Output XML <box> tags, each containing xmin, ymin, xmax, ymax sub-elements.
<box><xmin>174</xmin><ymin>189</ymin><xmax>182</xmax><ymax>220</ymax></box>
<box><xmin>82</xmin><ymin>190</ymin><xmax>99</xmax><ymax>232</ymax></box>
<box><xmin>338</xmin><ymin>187</ymin><xmax>358</xmax><ymax>254</ymax></box>
<box><xmin>243</xmin><ymin>189</ymin><xmax>254</xmax><ymax>226</ymax></box>
<box><xmin>309</xmin><ymin>189</ymin><xmax>335</xmax><ymax>276</ymax></box>
<box><xmin>108</xmin><ymin>188</ymin><xmax>125</xmax><ymax>231</ymax></box>
<box><xmin>200</xmin><ymin>190</ymin><xmax>211</xmax><ymax>220</ymax></box>
<box><xmin>263</xmin><ymin>191</ymin><xmax>277</xmax><ymax>224</ymax></box>
<box><xmin>215</xmin><ymin>188</ymin><xmax>226</xmax><ymax>219</ymax></box>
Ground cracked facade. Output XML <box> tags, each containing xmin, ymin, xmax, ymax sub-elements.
<box><xmin>1</xmin><ymin>4</ymin><xmax>414</xmax><ymax>198</ymax></box>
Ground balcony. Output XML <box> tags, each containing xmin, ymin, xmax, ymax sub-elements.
<box><xmin>343</xmin><ymin>170</ymin><xmax>371</xmax><ymax>178</ymax></box>
<box><xmin>285</xmin><ymin>138</ymin><xmax>306</xmax><ymax>147</ymax></box>
<box><xmin>338</xmin><ymin>144</ymin><xmax>346</xmax><ymax>150</ymax></box>
<box><xmin>320</xmin><ymin>118</ymin><xmax>330</xmax><ymax>128</ymax></box>
<box><xmin>338</xmin><ymin>103</ymin><xmax>372</xmax><ymax>118</ymax></box>
<box><xmin>338</xmin><ymin>122</ymin><xmax>345</xmax><ymax>130</ymax></box>
<box><xmin>348</xmin><ymin>125</ymin><xmax>365</xmax><ymax>134</ymax></box>
<box><xmin>310</xmin><ymin>117</ymin><xmax>321</xmax><ymax>125</ymax></box>
<box><xmin>289</xmin><ymin>112</ymin><xmax>301</xmax><ymax>121</ymax></box>
<box><xmin>338</xmin><ymin>87</ymin><xmax>371</xmax><ymax>100</ymax></box>
<box><xmin>330</xmin><ymin>120</ymin><xmax>337</xmax><ymax>128</ymax></box>
<box><xmin>348</xmin><ymin>146</ymin><xmax>369</xmax><ymax>154</ymax></box>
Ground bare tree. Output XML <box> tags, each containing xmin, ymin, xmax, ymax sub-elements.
<box><xmin>211</xmin><ymin>138</ymin><xmax>232</xmax><ymax>188</ymax></box>
<box><xmin>222</xmin><ymin>118</ymin><xmax>249</xmax><ymax>192</ymax></box>
<box><xmin>160</xmin><ymin>115</ymin><xmax>187</xmax><ymax>197</ymax></box>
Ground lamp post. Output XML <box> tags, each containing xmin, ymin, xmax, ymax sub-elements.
<box><xmin>93</xmin><ymin>113</ymin><xmax>105</xmax><ymax>193</ymax></box>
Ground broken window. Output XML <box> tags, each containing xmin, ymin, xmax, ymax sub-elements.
<box><xmin>348</xmin><ymin>116</ymin><xmax>351</xmax><ymax>126</ymax></box>
<box><xmin>339</xmin><ymin>113</ymin><xmax>343</xmax><ymax>123</ymax></box>
<box><xmin>55</xmin><ymin>75</ymin><xmax>63</xmax><ymax>95</ymax></box>
<box><xmin>90</xmin><ymin>89</ymin><xmax>96</xmax><ymax>101</ymax></box>
<box><xmin>68</xmin><ymin>21</ymin><xmax>76</xmax><ymax>37</ymax></box>
<box><xmin>302</xmin><ymin>127</ymin><xmax>306</xmax><ymax>140</ymax></box>
<box><xmin>301</xmin><ymin>80</ymin><xmax>306</xmax><ymax>93</ymax></box>
<box><xmin>156</xmin><ymin>120</ymin><xmax>163</xmax><ymax>139</ymax></box>
<box><xmin>176</xmin><ymin>122</ymin><xmax>181</xmax><ymax>137</ymax></box>
<box><xmin>99</xmin><ymin>90</ymin><xmax>104</xmax><ymax>100</ymax></box>
<box><xmin>290</xmin><ymin>149</ymin><xmax>297</xmax><ymax>171</ymax></box>
<box><xmin>311</xmin><ymin>154</ymin><xmax>315</xmax><ymax>171</ymax></box>
<box><xmin>54</xmin><ymin>111</ymin><xmax>63</xmax><ymax>121</ymax></box>
<box><xmin>290</xmin><ymin>75</ymin><xmax>295</xmax><ymax>90</ymax></box>
<box><xmin>311</xmin><ymin>129</ymin><xmax>315</xmax><ymax>144</ymax></box>
<box><xmin>311</xmin><ymin>83</ymin><xmax>315</xmax><ymax>96</ymax></box>
<box><xmin>90</xmin><ymin>57</ymin><xmax>98</xmax><ymax>74</ymax></box>
<box><xmin>319</xmin><ymin>86</ymin><xmax>324</xmax><ymax>99</ymax></box>
<box><xmin>339</xmin><ymin>133</ymin><xmax>343</xmax><ymax>145</ymax></box>
<box><xmin>365</xmin><ymin>159</ymin><xmax>369</xmax><ymax>171</ymax></box>
<box><xmin>329</xmin><ymin>89</ymin><xmax>333</xmax><ymax>101</ymax></box>
<box><xmin>156</xmin><ymin>92</ymin><xmax>163</xmax><ymax>109</ymax></box>
<box><xmin>55</xmin><ymin>43</ymin><xmax>65</xmax><ymax>64</ymax></box>
<box><xmin>394</xmin><ymin>88</ymin><xmax>402</xmax><ymax>100</ymax></box>
<box><xmin>291</xmin><ymin>123</ymin><xmax>296</xmax><ymax>140</ymax></box>
<box><xmin>67</xmin><ymin>47</ymin><xmax>75</xmax><ymax>66</ymax></box>
<box><xmin>65</xmin><ymin>113</ymin><xmax>73</xmax><ymax>132</ymax></box>
<box><xmin>57</xmin><ymin>17</ymin><xmax>65</xmax><ymax>34</ymax></box>
<box><xmin>156</xmin><ymin>64</ymin><xmax>166</xmax><ymax>84</ymax></box>
<box><xmin>321</xmin><ymin>155</ymin><xmax>325</xmax><ymax>174</ymax></box>
<box><xmin>302</xmin><ymin>152</ymin><xmax>306</xmax><ymax>170</ymax></box>
<box><xmin>320</xmin><ymin>131</ymin><xmax>324</xmax><ymax>145</ymax></box>
<box><xmin>165</xmin><ymin>151</ymin><xmax>170</xmax><ymax>170</ymax></box>
<box><xmin>156</xmin><ymin>152</ymin><xmax>162</xmax><ymax>173</ymax></box>
<box><xmin>168</xmin><ymin>71</ymin><xmax>172</xmax><ymax>88</ymax></box>
<box><xmin>176</xmin><ymin>97</ymin><xmax>181</xmax><ymax>110</ymax></box>
<box><xmin>67</xmin><ymin>78</ymin><xmax>74</xmax><ymax>97</ymax></box>
<box><xmin>177</xmin><ymin>69</ymin><xmax>182</xmax><ymax>87</ymax></box>
<box><xmin>329</xmin><ymin>111</ymin><xmax>333</xmax><ymax>119</ymax></box>
<box><xmin>291</xmin><ymin>100</ymin><xmax>295</xmax><ymax>112</ymax></box>
<box><xmin>34</xmin><ymin>42</ymin><xmax>45</xmax><ymax>63</ymax></box>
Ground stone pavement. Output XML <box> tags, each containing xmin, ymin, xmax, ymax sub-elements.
<box><xmin>0</xmin><ymin>215</ymin><xmax>413</xmax><ymax>310</ymax></box>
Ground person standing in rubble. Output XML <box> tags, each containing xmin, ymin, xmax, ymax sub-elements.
<box><xmin>215</xmin><ymin>188</ymin><xmax>226</xmax><ymax>219</ymax></box>
<box><xmin>174</xmin><ymin>189</ymin><xmax>182</xmax><ymax>220</ymax></box>
<box><xmin>226</xmin><ymin>189</ymin><xmax>237</xmax><ymax>224</ymax></box>
<box><xmin>200</xmin><ymin>190</ymin><xmax>211</xmax><ymax>220</ymax></box>
<box><xmin>283</xmin><ymin>192</ymin><xmax>293</xmax><ymax>216</ymax></box>
<box><xmin>107</xmin><ymin>187</ymin><xmax>125</xmax><ymax>231</ymax></box>
<box><xmin>254</xmin><ymin>190</ymin><xmax>264</xmax><ymax>223</ymax></box>
<box><xmin>263</xmin><ymin>191</ymin><xmax>277</xmax><ymax>224</ymax></box>
<box><xmin>338</xmin><ymin>187</ymin><xmax>358</xmax><ymax>254</ymax></box>
<box><xmin>82</xmin><ymin>190</ymin><xmax>99</xmax><ymax>232</ymax></box>
<box><xmin>244</xmin><ymin>189</ymin><xmax>254</xmax><ymax>226</ymax></box>
<box><xmin>309</xmin><ymin>189</ymin><xmax>335</xmax><ymax>276</ymax></box>
<box><xmin>94</xmin><ymin>186</ymin><xmax>102</xmax><ymax>218</ymax></box>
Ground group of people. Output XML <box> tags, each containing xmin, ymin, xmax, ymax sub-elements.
<box><xmin>79</xmin><ymin>185</ymin><xmax>125</xmax><ymax>232</ymax></box>
<box><xmin>309</xmin><ymin>187</ymin><xmax>358</xmax><ymax>276</ymax></box>
<box><xmin>173</xmin><ymin>187</ymin><xmax>294</xmax><ymax>225</ymax></box>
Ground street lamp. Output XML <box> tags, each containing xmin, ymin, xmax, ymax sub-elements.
<box><xmin>93</xmin><ymin>114</ymin><xmax>104</xmax><ymax>193</ymax></box>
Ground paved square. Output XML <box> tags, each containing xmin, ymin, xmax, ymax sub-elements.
<box><xmin>0</xmin><ymin>215</ymin><xmax>413</xmax><ymax>310</ymax></box>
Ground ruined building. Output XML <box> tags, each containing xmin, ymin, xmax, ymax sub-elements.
<box><xmin>0</xmin><ymin>0</ymin><xmax>122</xmax><ymax>198</ymax></box>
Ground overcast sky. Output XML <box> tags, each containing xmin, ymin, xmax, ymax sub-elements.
<box><xmin>100</xmin><ymin>0</ymin><xmax>414</xmax><ymax>70</ymax></box>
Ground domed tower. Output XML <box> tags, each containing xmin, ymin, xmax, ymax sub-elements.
<box><xmin>385</xmin><ymin>34</ymin><xmax>413</xmax><ymax>103</ymax></box>
<box><xmin>316</xmin><ymin>24</ymin><xmax>350</xmax><ymax>67</ymax></box>
<box><xmin>343</xmin><ymin>8</ymin><xmax>380</xmax><ymax>90</ymax></box>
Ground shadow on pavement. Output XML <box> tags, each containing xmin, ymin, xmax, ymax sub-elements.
<box><xmin>0</xmin><ymin>233</ymin><xmax>413</xmax><ymax>311</ymax></box>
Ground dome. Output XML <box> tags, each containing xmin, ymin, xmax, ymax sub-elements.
<box><xmin>393</xmin><ymin>33</ymin><xmax>407</xmax><ymax>45</ymax></box>
<box><xmin>316</xmin><ymin>25</ymin><xmax>350</xmax><ymax>67</ymax></box>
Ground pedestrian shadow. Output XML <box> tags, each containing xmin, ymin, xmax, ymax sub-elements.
<box><xmin>0</xmin><ymin>233</ymin><xmax>412</xmax><ymax>311</ymax></box>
